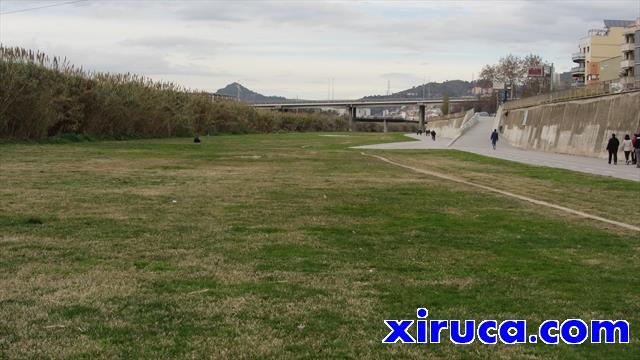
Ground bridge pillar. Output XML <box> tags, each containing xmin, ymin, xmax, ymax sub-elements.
<box><xmin>383</xmin><ymin>119</ymin><xmax>388</xmax><ymax>133</ymax></box>
<box><xmin>419</xmin><ymin>105</ymin><xmax>425</xmax><ymax>129</ymax></box>
<box><xmin>347</xmin><ymin>106</ymin><xmax>356</xmax><ymax>131</ymax></box>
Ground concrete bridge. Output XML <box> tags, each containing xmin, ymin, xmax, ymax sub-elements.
<box><xmin>353</xmin><ymin>117</ymin><xmax>419</xmax><ymax>132</ymax></box>
<box><xmin>252</xmin><ymin>98</ymin><xmax>477</xmax><ymax>131</ymax></box>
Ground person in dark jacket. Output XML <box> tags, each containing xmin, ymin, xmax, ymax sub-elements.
<box><xmin>431</xmin><ymin>130</ymin><xmax>436</xmax><ymax>141</ymax></box>
<box><xmin>632</xmin><ymin>133</ymin><xmax>638</xmax><ymax>165</ymax></box>
<box><xmin>490</xmin><ymin>129</ymin><xmax>499</xmax><ymax>150</ymax></box>
<box><xmin>606</xmin><ymin>133</ymin><xmax>619</xmax><ymax>165</ymax></box>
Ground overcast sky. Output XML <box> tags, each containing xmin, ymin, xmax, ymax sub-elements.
<box><xmin>1</xmin><ymin>0</ymin><xmax>638</xmax><ymax>99</ymax></box>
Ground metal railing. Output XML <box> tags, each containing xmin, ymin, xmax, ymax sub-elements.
<box><xmin>570</xmin><ymin>66</ymin><xmax>585</xmax><ymax>73</ymax></box>
<box><xmin>502</xmin><ymin>79</ymin><xmax>640</xmax><ymax>110</ymax></box>
<box><xmin>620</xmin><ymin>59</ymin><xmax>635</xmax><ymax>69</ymax></box>
<box><xmin>587</xmin><ymin>29</ymin><xmax>608</xmax><ymax>36</ymax></box>
<box><xmin>571</xmin><ymin>52</ymin><xmax>585</xmax><ymax>61</ymax></box>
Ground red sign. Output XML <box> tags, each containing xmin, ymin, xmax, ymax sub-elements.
<box><xmin>528</xmin><ymin>67</ymin><xmax>543</xmax><ymax>76</ymax></box>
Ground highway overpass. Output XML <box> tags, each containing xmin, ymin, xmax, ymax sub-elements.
<box><xmin>252</xmin><ymin>97</ymin><xmax>477</xmax><ymax>130</ymax></box>
<box><xmin>252</xmin><ymin>98</ymin><xmax>476</xmax><ymax>109</ymax></box>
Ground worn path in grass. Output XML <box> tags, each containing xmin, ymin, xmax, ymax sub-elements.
<box><xmin>363</xmin><ymin>152</ymin><xmax>639</xmax><ymax>232</ymax></box>
<box><xmin>356</xmin><ymin>116</ymin><xmax>640</xmax><ymax>182</ymax></box>
<box><xmin>1</xmin><ymin>133</ymin><xmax>639</xmax><ymax>359</ymax></box>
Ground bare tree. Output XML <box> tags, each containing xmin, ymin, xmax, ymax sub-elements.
<box><xmin>480</xmin><ymin>53</ymin><xmax>550</xmax><ymax>98</ymax></box>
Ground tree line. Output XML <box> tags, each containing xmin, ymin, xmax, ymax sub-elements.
<box><xmin>0</xmin><ymin>46</ymin><xmax>348</xmax><ymax>140</ymax></box>
<box><xmin>480</xmin><ymin>54</ymin><xmax>553</xmax><ymax>98</ymax></box>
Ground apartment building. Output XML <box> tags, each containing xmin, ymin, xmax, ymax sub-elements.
<box><xmin>620</xmin><ymin>18</ymin><xmax>640</xmax><ymax>86</ymax></box>
<box><xmin>599</xmin><ymin>56</ymin><xmax>623</xmax><ymax>82</ymax></box>
<box><xmin>571</xmin><ymin>19</ymin><xmax>634</xmax><ymax>86</ymax></box>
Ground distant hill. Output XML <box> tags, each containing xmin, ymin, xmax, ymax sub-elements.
<box><xmin>361</xmin><ymin>80</ymin><xmax>473</xmax><ymax>100</ymax></box>
<box><xmin>216</xmin><ymin>80</ymin><xmax>474</xmax><ymax>104</ymax></box>
<box><xmin>215</xmin><ymin>83</ymin><xmax>288</xmax><ymax>104</ymax></box>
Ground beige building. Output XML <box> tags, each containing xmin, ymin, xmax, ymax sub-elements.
<box><xmin>571</xmin><ymin>19</ymin><xmax>634</xmax><ymax>86</ymax></box>
<box><xmin>599</xmin><ymin>56</ymin><xmax>623</xmax><ymax>82</ymax></box>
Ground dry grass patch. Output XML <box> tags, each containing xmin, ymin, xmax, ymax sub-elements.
<box><xmin>1</xmin><ymin>134</ymin><xmax>638</xmax><ymax>359</ymax></box>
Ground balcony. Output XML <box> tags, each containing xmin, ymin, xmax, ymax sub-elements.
<box><xmin>571</xmin><ymin>52</ymin><xmax>585</xmax><ymax>62</ymax></box>
<box><xmin>621</xmin><ymin>43</ymin><xmax>635</xmax><ymax>52</ymax></box>
<box><xmin>620</xmin><ymin>59</ymin><xmax>634</xmax><ymax>69</ymax></box>
<box><xmin>587</xmin><ymin>29</ymin><xmax>608</xmax><ymax>36</ymax></box>
<box><xmin>620</xmin><ymin>76</ymin><xmax>635</xmax><ymax>85</ymax></box>
<box><xmin>622</xmin><ymin>27</ymin><xmax>636</xmax><ymax>36</ymax></box>
<box><xmin>570</xmin><ymin>66</ymin><xmax>585</xmax><ymax>75</ymax></box>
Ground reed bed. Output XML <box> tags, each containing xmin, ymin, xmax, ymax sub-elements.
<box><xmin>0</xmin><ymin>46</ymin><xmax>347</xmax><ymax>140</ymax></box>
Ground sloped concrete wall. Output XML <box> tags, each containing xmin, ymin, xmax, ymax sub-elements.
<box><xmin>498</xmin><ymin>91</ymin><xmax>640</xmax><ymax>158</ymax></box>
<box><xmin>426</xmin><ymin>109</ymin><xmax>474</xmax><ymax>139</ymax></box>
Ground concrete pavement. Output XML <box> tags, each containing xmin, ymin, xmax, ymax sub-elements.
<box><xmin>354</xmin><ymin>116</ymin><xmax>640</xmax><ymax>182</ymax></box>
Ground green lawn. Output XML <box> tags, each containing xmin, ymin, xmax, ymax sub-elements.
<box><xmin>1</xmin><ymin>133</ymin><xmax>638</xmax><ymax>359</ymax></box>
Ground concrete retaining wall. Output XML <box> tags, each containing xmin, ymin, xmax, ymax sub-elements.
<box><xmin>497</xmin><ymin>91</ymin><xmax>640</xmax><ymax>158</ymax></box>
<box><xmin>427</xmin><ymin>109</ymin><xmax>474</xmax><ymax>139</ymax></box>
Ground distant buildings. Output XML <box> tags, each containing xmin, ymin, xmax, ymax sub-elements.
<box><xmin>470</xmin><ymin>79</ymin><xmax>493</xmax><ymax>97</ymax></box>
<box><xmin>571</xmin><ymin>19</ymin><xmax>634</xmax><ymax>86</ymax></box>
<box><xmin>598</xmin><ymin>55</ymin><xmax>622</xmax><ymax>82</ymax></box>
<box><xmin>471</xmin><ymin>86</ymin><xmax>492</xmax><ymax>96</ymax></box>
<box><xmin>425</xmin><ymin>108</ymin><xmax>442</xmax><ymax>119</ymax></box>
<box><xmin>554</xmin><ymin>71</ymin><xmax>574</xmax><ymax>90</ymax></box>
<box><xmin>356</xmin><ymin>108</ymin><xmax>371</xmax><ymax>117</ymax></box>
<box><xmin>620</xmin><ymin>18</ymin><xmax>639</xmax><ymax>86</ymax></box>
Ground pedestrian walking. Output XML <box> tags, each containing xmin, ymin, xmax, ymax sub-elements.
<box><xmin>631</xmin><ymin>133</ymin><xmax>638</xmax><ymax>165</ymax></box>
<box><xmin>490</xmin><ymin>129</ymin><xmax>499</xmax><ymax>150</ymax></box>
<box><xmin>621</xmin><ymin>134</ymin><xmax>633</xmax><ymax>165</ymax></box>
<box><xmin>431</xmin><ymin>130</ymin><xmax>436</xmax><ymax>141</ymax></box>
<box><xmin>606</xmin><ymin>133</ymin><xmax>620</xmax><ymax>165</ymax></box>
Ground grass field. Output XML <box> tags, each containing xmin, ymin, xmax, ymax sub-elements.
<box><xmin>1</xmin><ymin>133</ymin><xmax>639</xmax><ymax>359</ymax></box>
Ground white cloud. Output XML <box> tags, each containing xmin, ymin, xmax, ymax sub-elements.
<box><xmin>1</xmin><ymin>0</ymin><xmax>637</xmax><ymax>99</ymax></box>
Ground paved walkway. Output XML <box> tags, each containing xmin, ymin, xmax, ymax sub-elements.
<box><xmin>355</xmin><ymin>116</ymin><xmax>640</xmax><ymax>182</ymax></box>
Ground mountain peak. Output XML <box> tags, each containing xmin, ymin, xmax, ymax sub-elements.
<box><xmin>215</xmin><ymin>83</ymin><xmax>287</xmax><ymax>104</ymax></box>
<box><xmin>216</xmin><ymin>79</ymin><xmax>474</xmax><ymax>103</ymax></box>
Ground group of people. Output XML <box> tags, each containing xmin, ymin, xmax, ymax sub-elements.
<box><xmin>606</xmin><ymin>133</ymin><xmax>640</xmax><ymax>167</ymax></box>
<box><xmin>416</xmin><ymin>127</ymin><xmax>639</xmax><ymax>169</ymax></box>
<box><xmin>490</xmin><ymin>130</ymin><xmax>639</xmax><ymax>168</ymax></box>
<box><xmin>416</xmin><ymin>128</ymin><xmax>437</xmax><ymax>141</ymax></box>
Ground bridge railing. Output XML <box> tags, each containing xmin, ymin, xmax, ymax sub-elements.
<box><xmin>502</xmin><ymin>79</ymin><xmax>640</xmax><ymax>110</ymax></box>
<box><xmin>252</xmin><ymin>97</ymin><xmax>478</xmax><ymax>108</ymax></box>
